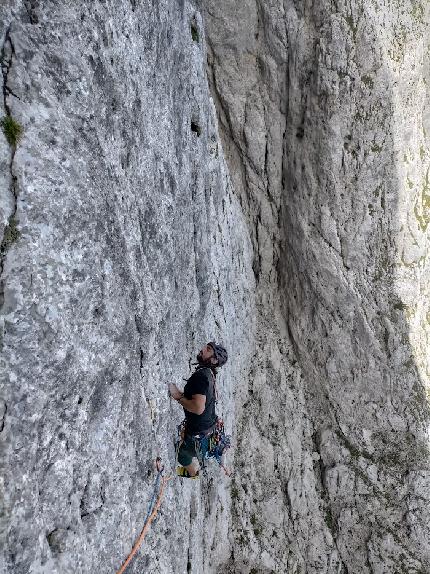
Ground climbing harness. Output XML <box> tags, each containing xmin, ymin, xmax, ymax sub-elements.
<box><xmin>175</xmin><ymin>416</ymin><xmax>232</xmax><ymax>477</ymax></box>
<box><xmin>115</xmin><ymin>458</ymin><xmax>172</xmax><ymax>574</ymax></box>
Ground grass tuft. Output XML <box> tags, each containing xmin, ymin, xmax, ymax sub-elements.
<box><xmin>1</xmin><ymin>115</ymin><xmax>23</xmax><ymax>147</ymax></box>
<box><xmin>1</xmin><ymin>215</ymin><xmax>20</xmax><ymax>250</ymax></box>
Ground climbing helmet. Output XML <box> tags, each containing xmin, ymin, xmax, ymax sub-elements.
<box><xmin>208</xmin><ymin>342</ymin><xmax>228</xmax><ymax>367</ymax></box>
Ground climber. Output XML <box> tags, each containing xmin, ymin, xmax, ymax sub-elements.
<box><xmin>169</xmin><ymin>342</ymin><xmax>228</xmax><ymax>478</ymax></box>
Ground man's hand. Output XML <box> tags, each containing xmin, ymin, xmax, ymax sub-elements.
<box><xmin>168</xmin><ymin>383</ymin><xmax>183</xmax><ymax>401</ymax></box>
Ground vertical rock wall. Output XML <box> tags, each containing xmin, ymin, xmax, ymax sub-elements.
<box><xmin>1</xmin><ymin>1</ymin><xmax>430</xmax><ymax>573</ymax></box>
<box><xmin>280</xmin><ymin>3</ymin><xmax>430</xmax><ymax>572</ymax></box>
<box><xmin>0</xmin><ymin>2</ymin><xmax>255</xmax><ymax>573</ymax></box>
<box><xmin>202</xmin><ymin>0</ymin><xmax>430</xmax><ymax>573</ymax></box>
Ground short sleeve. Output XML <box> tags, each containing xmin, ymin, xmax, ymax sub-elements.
<box><xmin>184</xmin><ymin>370</ymin><xmax>210</xmax><ymax>398</ymax></box>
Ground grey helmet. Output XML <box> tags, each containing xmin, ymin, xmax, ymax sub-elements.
<box><xmin>208</xmin><ymin>342</ymin><xmax>228</xmax><ymax>367</ymax></box>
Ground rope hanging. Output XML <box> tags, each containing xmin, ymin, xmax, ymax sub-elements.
<box><xmin>115</xmin><ymin>458</ymin><xmax>172</xmax><ymax>574</ymax></box>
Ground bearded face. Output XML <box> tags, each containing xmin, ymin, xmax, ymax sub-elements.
<box><xmin>197</xmin><ymin>344</ymin><xmax>215</xmax><ymax>365</ymax></box>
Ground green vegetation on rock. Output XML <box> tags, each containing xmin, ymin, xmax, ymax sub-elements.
<box><xmin>1</xmin><ymin>215</ymin><xmax>20</xmax><ymax>250</ymax></box>
<box><xmin>1</xmin><ymin>115</ymin><xmax>23</xmax><ymax>147</ymax></box>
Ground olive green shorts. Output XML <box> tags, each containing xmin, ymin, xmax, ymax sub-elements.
<box><xmin>177</xmin><ymin>435</ymin><xmax>199</xmax><ymax>466</ymax></box>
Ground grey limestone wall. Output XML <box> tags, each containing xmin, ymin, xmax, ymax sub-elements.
<box><xmin>1</xmin><ymin>1</ymin><xmax>430</xmax><ymax>573</ymax></box>
<box><xmin>202</xmin><ymin>0</ymin><xmax>430</xmax><ymax>573</ymax></box>
<box><xmin>0</xmin><ymin>2</ymin><xmax>254</xmax><ymax>573</ymax></box>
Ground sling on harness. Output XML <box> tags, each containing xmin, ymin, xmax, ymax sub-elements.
<box><xmin>175</xmin><ymin>416</ymin><xmax>231</xmax><ymax>477</ymax></box>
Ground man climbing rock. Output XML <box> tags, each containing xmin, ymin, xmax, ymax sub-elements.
<box><xmin>169</xmin><ymin>342</ymin><xmax>228</xmax><ymax>478</ymax></box>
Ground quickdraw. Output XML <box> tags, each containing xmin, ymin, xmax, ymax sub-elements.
<box><xmin>206</xmin><ymin>417</ymin><xmax>231</xmax><ymax>470</ymax></box>
<box><xmin>176</xmin><ymin>417</ymin><xmax>232</xmax><ymax>476</ymax></box>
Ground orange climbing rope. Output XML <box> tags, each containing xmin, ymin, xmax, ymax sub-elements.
<box><xmin>116</xmin><ymin>459</ymin><xmax>172</xmax><ymax>574</ymax></box>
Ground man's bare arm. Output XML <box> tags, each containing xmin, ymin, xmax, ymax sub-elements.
<box><xmin>178</xmin><ymin>393</ymin><xmax>206</xmax><ymax>415</ymax></box>
<box><xmin>168</xmin><ymin>383</ymin><xmax>206</xmax><ymax>415</ymax></box>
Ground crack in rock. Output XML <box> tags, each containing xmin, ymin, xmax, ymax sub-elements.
<box><xmin>0</xmin><ymin>400</ymin><xmax>6</xmax><ymax>432</ymax></box>
<box><xmin>0</xmin><ymin>25</ymin><xmax>20</xmax><ymax>311</ymax></box>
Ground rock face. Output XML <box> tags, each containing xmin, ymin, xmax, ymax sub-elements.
<box><xmin>0</xmin><ymin>2</ymin><xmax>254</xmax><ymax>573</ymax></box>
<box><xmin>1</xmin><ymin>1</ymin><xmax>430</xmax><ymax>574</ymax></box>
<box><xmin>202</xmin><ymin>0</ymin><xmax>430</xmax><ymax>572</ymax></box>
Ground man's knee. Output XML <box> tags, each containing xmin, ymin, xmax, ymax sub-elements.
<box><xmin>186</xmin><ymin>464</ymin><xmax>199</xmax><ymax>477</ymax></box>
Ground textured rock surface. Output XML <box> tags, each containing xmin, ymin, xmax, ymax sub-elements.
<box><xmin>0</xmin><ymin>2</ymin><xmax>254</xmax><ymax>573</ymax></box>
<box><xmin>1</xmin><ymin>1</ymin><xmax>430</xmax><ymax>573</ymax></box>
<box><xmin>202</xmin><ymin>0</ymin><xmax>430</xmax><ymax>572</ymax></box>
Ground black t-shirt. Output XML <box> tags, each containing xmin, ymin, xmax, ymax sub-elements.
<box><xmin>183</xmin><ymin>367</ymin><xmax>217</xmax><ymax>435</ymax></box>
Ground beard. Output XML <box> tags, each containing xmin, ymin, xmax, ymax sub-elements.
<box><xmin>197</xmin><ymin>352</ymin><xmax>209</xmax><ymax>365</ymax></box>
